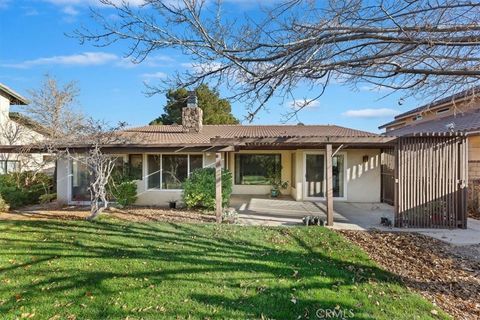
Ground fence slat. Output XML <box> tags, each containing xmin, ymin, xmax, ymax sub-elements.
<box><xmin>395</xmin><ymin>136</ymin><xmax>467</xmax><ymax>229</ymax></box>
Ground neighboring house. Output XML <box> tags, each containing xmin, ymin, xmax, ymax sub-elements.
<box><xmin>379</xmin><ymin>88</ymin><xmax>480</xmax><ymax>210</ymax></box>
<box><xmin>0</xmin><ymin>83</ymin><xmax>51</xmax><ymax>174</ymax></box>
<box><xmin>55</xmin><ymin>98</ymin><xmax>469</xmax><ymax>228</ymax></box>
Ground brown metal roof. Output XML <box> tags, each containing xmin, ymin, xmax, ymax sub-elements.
<box><xmin>121</xmin><ymin>124</ymin><xmax>379</xmax><ymax>146</ymax></box>
<box><xmin>379</xmin><ymin>86</ymin><xmax>480</xmax><ymax>129</ymax></box>
<box><xmin>385</xmin><ymin>109</ymin><xmax>480</xmax><ymax>137</ymax></box>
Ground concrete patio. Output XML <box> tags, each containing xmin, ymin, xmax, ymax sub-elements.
<box><xmin>230</xmin><ymin>195</ymin><xmax>394</xmax><ymax>230</ymax></box>
<box><xmin>230</xmin><ymin>195</ymin><xmax>480</xmax><ymax>246</ymax></box>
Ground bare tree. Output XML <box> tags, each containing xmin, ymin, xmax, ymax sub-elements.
<box><xmin>46</xmin><ymin>119</ymin><xmax>131</xmax><ymax>220</ymax></box>
<box><xmin>74</xmin><ymin>0</ymin><xmax>480</xmax><ymax>121</ymax></box>
<box><xmin>25</xmin><ymin>74</ymin><xmax>84</xmax><ymax>138</ymax></box>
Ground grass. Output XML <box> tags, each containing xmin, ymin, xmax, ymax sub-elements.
<box><xmin>0</xmin><ymin>218</ymin><xmax>448</xmax><ymax>319</ymax></box>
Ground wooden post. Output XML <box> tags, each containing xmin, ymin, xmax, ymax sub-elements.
<box><xmin>215</xmin><ymin>152</ymin><xmax>222</xmax><ymax>223</ymax></box>
<box><xmin>326</xmin><ymin>144</ymin><xmax>334</xmax><ymax>226</ymax></box>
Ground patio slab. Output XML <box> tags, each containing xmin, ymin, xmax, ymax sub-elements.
<box><xmin>230</xmin><ymin>195</ymin><xmax>393</xmax><ymax>230</ymax></box>
<box><xmin>230</xmin><ymin>195</ymin><xmax>480</xmax><ymax>246</ymax></box>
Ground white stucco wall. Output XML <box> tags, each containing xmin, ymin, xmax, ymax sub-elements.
<box><xmin>344</xmin><ymin>149</ymin><xmax>381</xmax><ymax>202</ymax></box>
<box><xmin>0</xmin><ymin>91</ymin><xmax>51</xmax><ymax>174</ymax></box>
<box><xmin>291</xmin><ymin>148</ymin><xmax>381</xmax><ymax>202</ymax></box>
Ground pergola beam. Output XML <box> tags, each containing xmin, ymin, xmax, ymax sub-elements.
<box><xmin>215</xmin><ymin>152</ymin><xmax>222</xmax><ymax>223</ymax></box>
<box><xmin>326</xmin><ymin>144</ymin><xmax>334</xmax><ymax>226</ymax></box>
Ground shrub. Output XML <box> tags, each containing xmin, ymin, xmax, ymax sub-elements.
<box><xmin>39</xmin><ymin>193</ymin><xmax>57</xmax><ymax>204</ymax></box>
<box><xmin>111</xmin><ymin>181</ymin><xmax>138</xmax><ymax>207</ymax></box>
<box><xmin>183</xmin><ymin>168</ymin><xmax>232</xmax><ymax>210</ymax></box>
<box><xmin>0</xmin><ymin>194</ymin><xmax>9</xmax><ymax>212</ymax></box>
<box><xmin>0</xmin><ymin>172</ymin><xmax>54</xmax><ymax>209</ymax></box>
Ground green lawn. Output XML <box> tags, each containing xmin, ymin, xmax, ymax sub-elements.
<box><xmin>0</xmin><ymin>218</ymin><xmax>448</xmax><ymax>319</ymax></box>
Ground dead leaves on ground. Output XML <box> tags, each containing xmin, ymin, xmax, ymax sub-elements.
<box><xmin>339</xmin><ymin>230</ymin><xmax>480</xmax><ymax>320</ymax></box>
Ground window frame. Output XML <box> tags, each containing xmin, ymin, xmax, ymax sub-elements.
<box><xmin>0</xmin><ymin>160</ymin><xmax>21</xmax><ymax>175</ymax></box>
<box><xmin>128</xmin><ymin>154</ymin><xmax>144</xmax><ymax>180</ymax></box>
<box><xmin>234</xmin><ymin>153</ymin><xmax>282</xmax><ymax>185</ymax></box>
<box><xmin>145</xmin><ymin>153</ymin><xmax>205</xmax><ymax>191</ymax></box>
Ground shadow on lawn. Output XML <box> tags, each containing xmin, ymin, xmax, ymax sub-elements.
<box><xmin>0</xmin><ymin>219</ymin><xmax>432</xmax><ymax>319</ymax></box>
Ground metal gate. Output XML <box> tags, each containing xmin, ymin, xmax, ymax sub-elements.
<box><xmin>394</xmin><ymin>135</ymin><xmax>468</xmax><ymax>229</ymax></box>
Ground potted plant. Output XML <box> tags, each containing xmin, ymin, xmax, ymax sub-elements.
<box><xmin>268</xmin><ymin>174</ymin><xmax>289</xmax><ymax>197</ymax></box>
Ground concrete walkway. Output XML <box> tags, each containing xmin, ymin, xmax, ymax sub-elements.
<box><xmin>379</xmin><ymin>218</ymin><xmax>480</xmax><ymax>245</ymax></box>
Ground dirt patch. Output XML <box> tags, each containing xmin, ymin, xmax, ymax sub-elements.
<box><xmin>339</xmin><ymin>231</ymin><xmax>480</xmax><ymax>320</ymax></box>
<box><xmin>0</xmin><ymin>205</ymin><xmax>216</xmax><ymax>224</ymax></box>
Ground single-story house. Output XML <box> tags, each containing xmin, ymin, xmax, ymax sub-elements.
<box><xmin>53</xmin><ymin>99</ymin><xmax>469</xmax><ymax>229</ymax></box>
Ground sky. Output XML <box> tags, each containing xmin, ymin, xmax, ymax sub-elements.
<box><xmin>0</xmin><ymin>0</ymin><xmax>423</xmax><ymax>133</ymax></box>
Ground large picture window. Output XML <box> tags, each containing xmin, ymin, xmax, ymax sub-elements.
<box><xmin>235</xmin><ymin>154</ymin><xmax>281</xmax><ymax>185</ymax></box>
<box><xmin>147</xmin><ymin>154</ymin><xmax>203</xmax><ymax>190</ymax></box>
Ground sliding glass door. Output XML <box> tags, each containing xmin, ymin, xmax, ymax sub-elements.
<box><xmin>304</xmin><ymin>152</ymin><xmax>345</xmax><ymax>199</ymax></box>
<box><xmin>305</xmin><ymin>154</ymin><xmax>325</xmax><ymax>197</ymax></box>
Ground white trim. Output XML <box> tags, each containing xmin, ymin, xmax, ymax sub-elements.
<box><xmin>302</xmin><ymin>150</ymin><xmax>348</xmax><ymax>201</ymax></box>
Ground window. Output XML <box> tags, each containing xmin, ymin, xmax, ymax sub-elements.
<box><xmin>71</xmin><ymin>159</ymin><xmax>92</xmax><ymax>201</ymax></box>
<box><xmin>0</xmin><ymin>160</ymin><xmax>20</xmax><ymax>174</ymax></box>
<box><xmin>436</xmin><ymin>107</ymin><xmax>450</xmax><ymax>114</ymax></box>
<box><xmin>147</xmin><ymin>154</ymin><xmax>203</xmax><ymax>190</ymax></box>
<box><xmin>412</xmin><ymin>114</ymin><xmax>423</xmax><ymax>121</ymax></box>
<box><xmin>189</xmin><ymin>154</ymin><xmax>203</xmax><ymax>173</ymax></box>
<box><xmin>147</xmin><ymin>155</ymin><xmax>161</xmax><ymax>189</ymax></box>
<box><xmin>129</xmin><ymin>154</ymin><xmax>143</xmax><ymax>180</ymax></box>
<box><xmin>332</xmin><ymin>155</ymin><xmax>345</xmax><ymax>197</ymax></box>
<box><xmin>235</xmin><ymin>154</ymin><xmax>281</xmax><ymax>185</ymax></box>
<box><xmin>162</xmin><ymin>155</ymin><xmax>188</xmax><ymax>189</ymax></box>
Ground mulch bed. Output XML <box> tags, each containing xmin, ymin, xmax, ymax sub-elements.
<box><xmin>0</xmin><ymin>205</ymin><xmax>216</xmax><ymax>224</ymax></box>
<box><xmin>338</xmin><ymin>231</ymin><xmax>480</xmax><ymax>320</ymax></box>
<box><xmin>468</xmin><ymin>210</ymin><xmax>480</xmax><ymax>220</ymax></box>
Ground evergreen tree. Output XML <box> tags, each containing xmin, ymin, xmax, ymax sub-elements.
<box><xmin>149</xmin><ymin>84</ymin><xmax>238</xmax><ymax>125</ymax></box>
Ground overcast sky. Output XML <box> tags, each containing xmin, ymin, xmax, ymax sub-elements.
<box><xmin>0</xmin><ymin>0</ymin><xmax>425</xmax><ymax>132</ymax></box>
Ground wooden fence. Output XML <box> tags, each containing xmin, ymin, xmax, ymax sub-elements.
<box><xmin>393</xmin><ymin>135</ymin><xmax>468</xmax><ymax>229</ymax></box>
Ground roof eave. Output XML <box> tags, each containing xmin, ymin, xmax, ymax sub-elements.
<box><xmin>0</xmin><ymin>83</ymin><xmax>29</xmax><ymax>105</ymax></box>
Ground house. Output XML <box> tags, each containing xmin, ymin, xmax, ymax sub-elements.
<box><xmin>0</xmin><ymin>83</ymin><xmax>51</xmax><ymax>175</ymax></box>
<box><xmin>54</xmin><ymin>96</ymin><xmax>469</xmax><ymax>228</ymax></box>
<box><xmin>379</xmin><ymin>87</ymin><xmax>480</xmax><ymax>211</ymax></box>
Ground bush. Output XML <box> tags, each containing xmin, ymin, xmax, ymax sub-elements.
<box><xmin>39</xmin><ymin>193</ymin><xmax>57</xmax><ymax>204</ymax></box>
<box><xmin>0</xmin><ymin>172</ymin><xmax>54</xmax><ymax>209</ymax></box>
<box><xmin>0</xmin><ymin>194</ymin><xmax>9</xmax><ymax>212</ymax></box>
<box><xmin>183</xmin><ymin>168</ymin><xmax>232</xmax><ymax>210</ymax></box>
<box><xmin>111</xmin><ymin>181</ymin><xmax>137</xmax><ymax>207</ymax></box>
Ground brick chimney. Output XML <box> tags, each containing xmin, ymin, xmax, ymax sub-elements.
<box><xmin>182</xmin><ymin>91</ymin><xmax>203</xmax><ymax>133</ymax></box>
